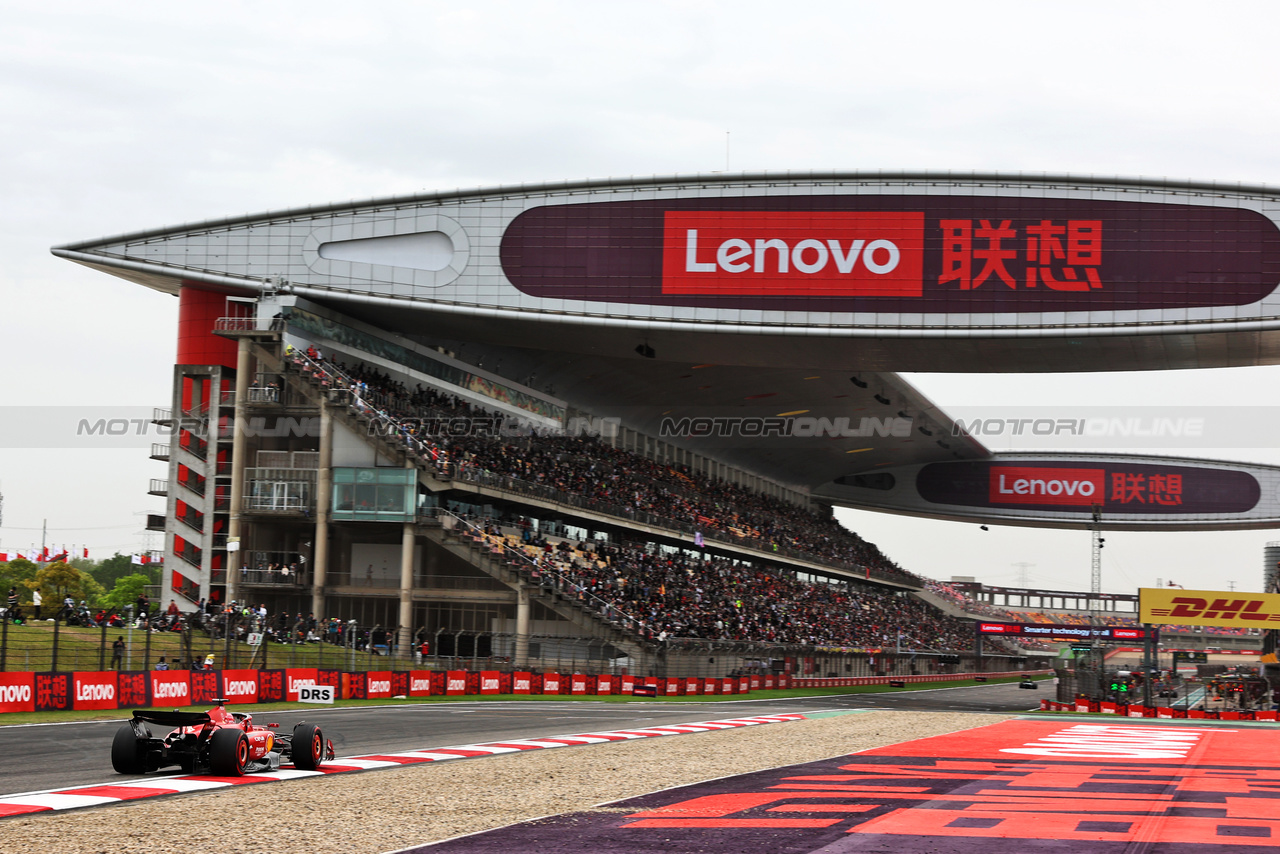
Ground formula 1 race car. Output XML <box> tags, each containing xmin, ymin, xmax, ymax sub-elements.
<box><xmin>112</xmin><ymin>699</ymin><xmax>335</xmax><ymax>776</ymax></box>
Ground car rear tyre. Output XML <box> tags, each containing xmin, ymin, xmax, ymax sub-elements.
<box><xmin>111</xmin><ymin>724</ymin><xmax>147</xmax><ymax>774</ymax></box>
<box><xmin>292</xmin><ymin>723</ymin><xmax>324</xmax><ymax>770</ymax></box>
<box><xmin>209</xmin><ymin>728</ymin><xmax>249</xmax><ymax>776</ymax></box>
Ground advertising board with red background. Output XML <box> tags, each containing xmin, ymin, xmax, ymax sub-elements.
<box><xmin>221</xmin><ymin>669</ymin><xmax>259</xmax><ymax>705</ymax></box>
<box><xmin>0</xmin><ymin>672</ymin><xmax>34</xmax><ymax>713</ymax></box>
<box><xmin>148</xmin><ymin>670</ymin><xmax>191</xmax><ymax>707</ymax></box>
<box><xmin>285</xmin><ymin>668</ymin><xmax>319</xmax><ymax>702</ymax></box>
<box><xmin>408</xmin><ymin>670</ymin><xmax>433</xmax><ymax>697</ymax></box>
<box><xmin>72</xmin><ymin>671</ymin><xmax>118</xmax><ymax>711</ymax></box>
<box><xmin>365</xmin><ymin>670</ymin><xmax>393</xmax><ymax>699</ymax></box>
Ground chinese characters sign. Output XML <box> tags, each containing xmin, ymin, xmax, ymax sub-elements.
<box><xmin>941</xmin><ymin>219</ymin><xmax>1101</xmax><ymax>291</ymax></box>
<box><xmin>502</xmin><ymin>195</ymin><xmax>1280</xmax><ymax>313</ymax></box>
<box><xmin>919</xmin><ymin>461</ymin><xmax>1260</xmax><ymax>515</ymax></box>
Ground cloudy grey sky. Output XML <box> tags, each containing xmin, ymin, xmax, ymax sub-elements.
<box><xmin>4</xmin><ymin>1</ymin><xmax>1280</xmax><ymax>594</ymax></box>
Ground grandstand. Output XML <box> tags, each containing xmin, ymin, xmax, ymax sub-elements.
<box><xmin>55</xmin><ymin>172</ymin><xmax>1280</xmax><ymax>679</ymax></box>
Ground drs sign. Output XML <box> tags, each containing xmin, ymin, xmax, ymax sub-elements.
<box><xmin>298</xmin><ymin>684</ymin><xmax>335</xmax><ymax>704</ymax></box>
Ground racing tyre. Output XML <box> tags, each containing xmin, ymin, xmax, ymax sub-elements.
<box><xmin>209</xmin><ymin>728</ymin><xmax>249</xmax><ymax>776</ymax></box>
<box><xmin>111</xmin><ymin>724</ymin><xmax>147</xmax><ymax>774</ymax></box>
<box><xmin>292</xmin><ymin>723</ymin><xmax>325</xmax><ymax>770</ymax></box>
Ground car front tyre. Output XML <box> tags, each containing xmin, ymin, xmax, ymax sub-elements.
<box><xmin>291</xmin><ymin>723</ymin><xmax>324</xmax><ymax>770</ymax></box>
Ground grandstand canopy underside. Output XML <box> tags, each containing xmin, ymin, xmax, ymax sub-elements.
<box><xmin>55</xmin><ymin>172</ymin><xmax>1280</xmax><ymax>530</ymax></box>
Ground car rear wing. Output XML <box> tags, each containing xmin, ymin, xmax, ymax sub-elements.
<box><xmin>131</xmin><ymin>709</ymin><xmax>212</xmax><ymax>727</ymax></box>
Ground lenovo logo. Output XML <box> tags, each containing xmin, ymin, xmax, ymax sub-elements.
<box><xmin>226</xmin><ymin>680</ymin><xmax>257</xmax><ymax>696</ymax></box>
<box><xmin>153</xmin><ymin>681</ymin><xmax>189</xmax><ymax>699</ymax></box>
<box><xmin>368</xmin><ymin>680</ymin><xmax>391</xmax><ymax>694</ymax></box>
<box><xmin>0</xmin><ymin>684</ymin><xmax>31</xmax><ymax>703</ymax></box>
<box><xmin>662</xmin><ymin>211</ymin><xmax>924</xmax><ymax>296</ymax></box>
<box><xmin>989</xmin><ymin>466</ymin><xmax>1105</xmax><ymax>507</ymax></box>
<box><xmin>77</xmin><ymin>682</ymin><xmax>115</xmax><ymax>701</ymax></box>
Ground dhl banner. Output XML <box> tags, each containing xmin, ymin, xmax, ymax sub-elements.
<box><xmin>1139</xmin><ymin>587</ymin><xmax>1280</xmax><ymax>629</ymax></box>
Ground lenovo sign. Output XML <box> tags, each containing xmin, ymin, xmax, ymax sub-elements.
<box><xmin>502</xmin><ymin>195</ymin><xmax>1280</xmax><ymax>313</ymax></box>
<box><xmin>918</xmin><ymin>460</ymin><xmax>1260</xmax><ymax>515</ymax></box>
<box><xmin>0</xmin><ymin>673</ymin><xmax>35</xmax><ymax>713</ymax></box>
<box><xmin>662</xmin><ymin>211</ymin><xmax>924</xmax><ymax>297</ymax></box>
<box><xmin>989</xmin><ymin>466</ymin><xmax>1104</xmax><ymax>507</ymax></box>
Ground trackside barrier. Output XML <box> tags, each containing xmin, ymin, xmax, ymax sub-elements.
<box><xmin>0</xmin><ymin>667</ymin><xmax>1049</xmax><ymax>713</ymax></box>
<box><xmin>1042</xmin><ymin>698</ymin><xmax>1278</xmax><ymax>721</ymax></box>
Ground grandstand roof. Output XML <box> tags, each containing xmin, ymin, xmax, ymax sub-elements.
<box><xmin>52</xmin><ymin>171</ymin><xmax>1280</xmax><ymax>523</ymax></box>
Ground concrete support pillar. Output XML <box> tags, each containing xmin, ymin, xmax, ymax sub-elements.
<box><xmin>226</xmin><ymin>337</ymin><xmax>252</xmax><ymax>608</ymax></box>
<box><xmin>397</xmin><ymin>520</ymin><xmax>414</xmax><ymax>657</ymax></box>
<box><xmin>514</xmin><ymin>586</ymin><xmax>531</xmax><ymax>667</ymax></box>
<box><xmin>311</xmin><ymin>400</ymin><xmax>332</xmax><ymax>620</ymax></box>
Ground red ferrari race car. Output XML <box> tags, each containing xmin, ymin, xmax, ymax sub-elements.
<box><xmin>112</xmin><ymin>699</ymin><xmax>335</xmax><ymax>776</ymax></box>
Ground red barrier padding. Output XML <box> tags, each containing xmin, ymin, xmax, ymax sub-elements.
<box><xmin>479</xmin><ymin>671</ymin><xmax>500</xmax><ymax>695</ymax></box>
<box><xmin>285</xmin><ymin>668</ymin><xmax>319</xmax><ymax>702</ymax></box>
<box><xmin>512</xmin><ymin>671</ymin><xmax>532</xmax><ymax>695</ymax></box>
<box><xmin>0</xmin><ymin>672</ymin><xmax>35</xmax><ymax>713</ymax></box>
<box><xmin>445</xmin><ymin>670</ymin><xmax>467</xmax><ymax>696</ymax></box>
<box><xmin>149</xmin><ymin>670</ymin><xmax>192</xmax><ymax>707</ymax></box>
<box><xmin>72</xmin><ymin>671</ymin><xmax>118</xmax><ymax>711</ymax></box>
<box><xmin>366</xmin><ymin>671</ymin><xmax>393</xmax><ymax>699</ymax></box>
<box><xmin>408</xmin><ymin>670</ymin><xmax>433</xmax><ymax>697</ymax></box>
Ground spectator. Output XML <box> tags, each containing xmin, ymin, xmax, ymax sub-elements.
<box><xmin>111</xmin><ymin>636</ymin><xmax>125</xmax><ymax>669</ymax></box>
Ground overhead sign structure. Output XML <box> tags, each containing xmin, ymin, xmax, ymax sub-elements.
<box><xmin>819</xmin><ymin>453</ymin><xmax>1280</xmax><ymax>530</ymax></box>
<box><xmin>503</xmin><ymin>194</ymin><xmax>1280</xmax><ymax>313</ymax></box>
<box><xmin>1139</xmin><ymin>587</ymin><xmax>1280</xmax><ymax>629</ymax></box>
<box><xmin>976</xmin><ymin>622</ymin><xmax>1155</xmax><ymax>643</ymax></box>
<box><xmin>919</xmin><ymin>461</ymin><xmax>1260</xmax><ymax>515</ymax></box>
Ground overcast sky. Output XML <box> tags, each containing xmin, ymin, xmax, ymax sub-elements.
<box><xmin>4</xmin><ymin>1</ymin><xmax>1280</xmax><ymax>596</ymax></box>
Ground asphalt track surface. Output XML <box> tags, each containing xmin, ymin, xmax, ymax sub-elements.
<box><xmin>0</xmin><ymin>682</ymin><xmax>1041</xmax><ymax>797</ymax></box>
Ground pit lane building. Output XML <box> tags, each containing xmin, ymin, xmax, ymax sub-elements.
<box><xmin>52</xmin><ymin>172</ymin><xmax>1280</xmax><ymax>662</ymax></box>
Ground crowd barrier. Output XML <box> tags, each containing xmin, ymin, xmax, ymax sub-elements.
<box><xmin>1039</xmin><ymin>698</ymin><xmax>1279</xmax><ymax>721</ymax></box>
<box><xmin>0</xmin><ymin>669</ymin><xmax>803</xmax><ymax>713</ymax></box>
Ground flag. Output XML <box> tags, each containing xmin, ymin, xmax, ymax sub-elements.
<box><xmin>0</xmin><ymin>553</ymin><xmax>7</xmax><ymax>562</ymax></box>
<box><xmin>131</xmin><ymin>554</ymin><xmax>143</xmax><ymax>565</ymax></box>
<box><xmin>49</xmin><ymin>551</ymin><xmax>68</xmax><ymax>563</ymax></box>
<box><xmin>694</xmin><ymin>531</ymin><xmax>704</xmax><ymax>548</ymax></box>
<box><xmin>83</xmin><ymin>547</ymin><xmax>89</xmax><ymax>558</ymax></box>
<box><xmin>141</xmin><ymin>554</ymin><xmax>151</xmax><ymax>565</ymax></box>
<box><xmin>1167</xmin><ymin>581</ymin><xmax>1184</xmax><ymax>589</ymax></box>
